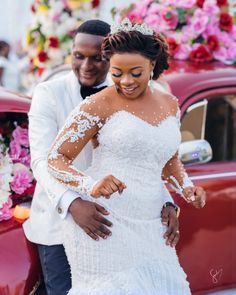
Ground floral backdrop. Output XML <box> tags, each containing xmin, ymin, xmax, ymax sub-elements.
<box><xmin>23</xmin><ymin>0</ymin><xmax>100</xmax><ymax>88</ymax></box>
<box><xmin>114</xmin><ymin>0</ymin><xmax>236</xmax><ymax>64</ymax></box>
<box><xmin>0</xmin><ymin>115</ymin><xmax>35</xmax><ymax>221</ymax></box>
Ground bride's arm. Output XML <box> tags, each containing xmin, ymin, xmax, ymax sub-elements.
<box><xmin>48</xmin><ymin>95</ymin><xmax>126</xmax><ymax>199</ymax></box>
<box><xmin>161</xmin><ymin>96</ymin><xmax>205</xmax><ymax>206</ymax></box>
<box><xmin>162</xmin><ymin>152</ymin><xmax>194</xmax><ymax>201</ymax></box>
<box><xmin>47</xmin><ymin>98</ymin><xmax>102</xmax><ymax>197</ymax></box>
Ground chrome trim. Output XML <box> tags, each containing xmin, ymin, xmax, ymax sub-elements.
<box><xmin>190</xmin><ymin>171</ymin><xmax>236</xmax><ymax>181</ymax></box>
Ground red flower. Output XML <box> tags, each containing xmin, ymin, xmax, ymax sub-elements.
<box><xmin>207</xmin><ymin>35</ymin><xmax>219</xmax><ymax>51</ymax></box>
<box><xmin>31</xmin><ymin>4</ymin><xmax>36</xmax><ymax>13</ymax></box>
<box><xmin>48</xmin><ymin>36</ymin><xmax>59</xmax><ymax>48</ymax></box>
<box><xmin>92</xmin><ymin>0</ymin><xmax>100</xmax><ymax>8</ymax></box>
<box><xmin>196</xmin><ymin>0</ymin><xmax>205</xmax><ymax>8</ymax></box>
<box><xmin>20</xmin><ymin>123</ymin><xmax>28</xmax><ymax>129</ymax></box>
<box><xmin>189</xmin><ymin>45</ymin><xmax>213</xmax><ymax>63</ymax></box>
<box><xmin>38</xmin><ymin>51</ymin><xmax>49</xmax><ymax>63</ymax></box>
<box><xmin>167</xmin><ymin>37</ymin><xmax>180</xmax><ymax>55</ymax></box>
<box><xmin>37</xmin><ymin>67</ymin><xmax>45</xmax><ymax>76</ymax></box>
<box><xmin>0</xmin><ymin>127</ymin><xmax>3</xmax><ymax>134</ymax></box>
<box><xmin>24</xmin><ymin>183</ymin><xmax>36</xmax><ymax>195</ymax></box>
<box><xmin>217</xmin><ymin>0</ymin><xmax>228</xmax><ymax>6</ymax></box>
<box><xmin>219</xmin><ymin>12</ymin><xmax>233</xmax><ymax>32</ymax></box>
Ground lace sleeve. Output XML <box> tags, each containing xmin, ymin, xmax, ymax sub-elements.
<box><xmin>162</xmin><ymin>152</ymin><xmax>193</xmax><ymax>198</ymax></box>
<box><xmin>162</xmin><ymin>97</ymin><xmax>193</xmax><ymax>198</ymax></box>
<box><xmin>47</xmin><ymin>98</ymin><xmax>103</xmax><ymax>196</ymax></box>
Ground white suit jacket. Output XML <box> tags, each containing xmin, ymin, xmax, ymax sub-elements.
<box><xmin>23</xmin><ymin>71</ymin><xmax>172</xmax><ymax>245</ymax></box>
<box><xmin>23</xmin><ymin>71</ymin><xmax>96</xmax><ymax>245</ymax></box>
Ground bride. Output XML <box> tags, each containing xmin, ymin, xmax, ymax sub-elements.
<box><xmin>47</xmin><ymin>19</ymin><xmax>205</xmax><ymax>295</ymax></box>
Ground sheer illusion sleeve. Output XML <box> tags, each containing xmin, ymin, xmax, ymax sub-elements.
<box><xmin>47</xmin><ymin>98</ymin><xmax>104</xmax><ymax>197</ymax></box>
<box><xmin>162</xmin><ymin>100</ymin><xmax>194</xmax><ymax>198</ymax></box>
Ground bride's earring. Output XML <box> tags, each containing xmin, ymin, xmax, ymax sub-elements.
<box><xmin>148</xmin><ymin>70</ymin><xmax>155</xmax><ymax>93</ymax></box>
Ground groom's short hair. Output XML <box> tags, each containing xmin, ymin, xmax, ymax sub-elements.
<box><xmin>76</xmin><ymin>20</ymin><xmax>110</xmax><ymax>37</ymax></box>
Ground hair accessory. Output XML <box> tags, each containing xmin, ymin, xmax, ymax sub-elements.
<box><xmin>111</xmin><ymin>18</ymin><xmax>154</xmax><ymax>36</ymax></box>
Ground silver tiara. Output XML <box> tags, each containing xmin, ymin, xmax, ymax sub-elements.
<box><xmin>110</xmin><ymin>18</ymin><xmax>154</xmax><ymax>36</ymax></box>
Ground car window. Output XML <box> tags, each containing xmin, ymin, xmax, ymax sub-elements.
<box><xmin>181</xmin><ymin>94</ymin><xmax>236</xmax><ymax>162</ymax></box>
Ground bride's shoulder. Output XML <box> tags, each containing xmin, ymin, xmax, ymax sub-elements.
<box><xmin>154</xmin><ymin>88</ymin><xmax>179</xmax><ymax>110</ymax></box>
<box><xmin>80</xmin><ymin>86</ymin><xmax>114</xmax><ymax>120</ymax></box>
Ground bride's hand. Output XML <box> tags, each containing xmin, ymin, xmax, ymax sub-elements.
<box><xmin>91</xmin><ymin>175</ymin><xmax>127</xmax><ymax>199</ymax></box>
<box><xmin>182</xmin><ymin>186</ymin><xmax>206</xmax><ymax>208</ymax></box>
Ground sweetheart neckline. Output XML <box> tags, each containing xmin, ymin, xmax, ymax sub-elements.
<box><xmin>104</xmin><ymin>110</ymin><xmax>179</xmax><ymax>129</ymax></box>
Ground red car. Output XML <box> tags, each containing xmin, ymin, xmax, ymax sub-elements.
<box><xmin>0</xmin><ymin>60</ymin><xmax>235</xmax><ymax>294</ymax></box>
<box><xmin>0</xmin><ymin>88</ymin><xmax>41</xmax><ymax>295</ymax></box>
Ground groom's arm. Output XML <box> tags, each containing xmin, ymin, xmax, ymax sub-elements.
<box><xmin>29</xmin><ymin>83</ymin><xmax>112</xmax><ymax>240</ymax></box>
<box><xmin>28</xmin><ymin>83</ymin><xmax>79</xmax><ymax>213</ymax></box>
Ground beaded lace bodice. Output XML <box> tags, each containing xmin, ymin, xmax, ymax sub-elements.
<box><xmin>48</xmin><ymin>88</ymin><xmax>192</xmax><ymax>199</ymax></box>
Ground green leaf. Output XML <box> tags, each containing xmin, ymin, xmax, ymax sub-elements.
<box><xmin>176</xmin><ymin>7</ymin><xmax>186</xmax><ymax>24</ymax></box>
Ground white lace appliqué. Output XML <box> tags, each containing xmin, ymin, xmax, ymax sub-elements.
<box><xmin>48</xmin><ymin>105</ymin><xmax>102</xmax><ymax>195</ymax></box>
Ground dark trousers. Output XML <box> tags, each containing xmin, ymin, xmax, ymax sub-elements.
<box><xmin>37</xmin><ymin>244</ymin><xmax>71</xmax><ymax>295</ymax></box>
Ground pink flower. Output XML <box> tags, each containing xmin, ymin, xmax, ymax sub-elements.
<box><xmin>203</xmin><ymin>0</ymin><xmax>220</xmax><ymax>15</ymax></box>
<box><xmin>191</xmin><ymin>9</ymin><xmax>209</xmax><ymax>35</ymax></box>
<box><xmin>174</xmin><ymin>44</ymin><xmax>191</xmax><ymax>60</ymax></box>
<box><xmin>160</xmin><ymin>7</ymin><xmax>178</xmax><ymax>30</ymax></box>
<box><xmin>181</xmin><ymin>26</ymin><xmax>198</xmax><ymax>42</ymax></box>
<box><xmin>227</xmin><ymin>44</ymin><xmax>236</xmax><ymax>60</ymax></box>
<box><xmin>0</xmin><ymin>198</ymin><xmax>12</xmax><ymax>221</ymax></box>
<box><xmin>218</xmin><ymin>31</ymin><xmax>233</xmax><ymax>47</ymax></box>
<box><xmin>229</xmin><ymin>26</ymin><xmax>236</xmax><ymax>41</ymax></box>
<box><xmin>148</xmin><ymin>3</ymin><xmax>160</xmax><ymax>15</ymax></box>
<box><xmin>9</xmin><ymin>140</ymin><xmax>22</xmax><ymax>161</ymax></box>
<box><xmin>127</xmin><ymin>11</ymin><xmax>143</xmax><ymax>23</ymax></box>
<box><xmin>204</xmin><ymin>23</ymin><xmax>221</xmax><ymax>37</ymax></box>
<box><xmin>176</xmin><ymin>0</ymin><xmax>196</xmax><ymax>9</ymax></box>
<box><xmin>213</xmin><ymin>47</ymin><xmax>228</xmax><ymax>63</ymax></box>
<box><xmin>145</xmin><ymin>14</ymin><xmax>161</xmax><ymax>31</ymax></box>
<box><xmin>19</xmin><ymin>149</ymin><xmax>31</xmax><ymax>167</ymax></box>
<box><xmin>133</xmin><ymin>0</ymin><xmax>152</xmax><ymax>18</ymax></box>
<box><xmin>51</xmin><ymin>13</ymin><xmax>61</xmax><ymax>22</ymax></box>
<box><xmin>12</xmin><ymin>126</ymin><xmax>29</xmax><ymax>147</ymax></box>
<box><xmin>11</xmin><ymin>170</ymin><xmax>33</xmax><ymax>195</ymax></box>
<box><xmin>164</xmin><ymin>0</ymin><xmax>195</xmax><ymax>8</ymax></box>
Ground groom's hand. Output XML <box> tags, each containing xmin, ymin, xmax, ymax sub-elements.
<box><xmin>161</xmin><ymin>205</ymin><xmax>180</xmax><ymax>247</ymax></box>
<box><xmin>69</xmin><ymin>198</ymin><xmax>112</xmax><ymax>241</ymax></box>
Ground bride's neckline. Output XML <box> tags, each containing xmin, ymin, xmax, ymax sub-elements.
<box><xmin>104</xmin><ymin>109</ymin><xmax>179</xmax><ymax>129</ymax></box>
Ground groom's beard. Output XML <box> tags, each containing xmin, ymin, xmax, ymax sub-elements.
<box><xmin>80</xmin><ymin>85</ymin><xmax>107</xmax><ymax>99</ymax></box>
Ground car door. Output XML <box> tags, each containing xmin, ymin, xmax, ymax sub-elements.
<box><xmin>174</xmin><ymin>87</ymin><xmax>236</xmax><ymax>294</ymax></box>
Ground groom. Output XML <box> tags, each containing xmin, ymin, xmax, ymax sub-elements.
<box><xmin>24</xmin><ymin>20</ymin><xmax>182</xmax><ymax>295</ymax></box>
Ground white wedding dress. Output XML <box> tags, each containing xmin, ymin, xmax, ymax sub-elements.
<box><xmin>48</xmin><ymin>93</ymin><xmax>191</xmax><ymax>295</ymax></box>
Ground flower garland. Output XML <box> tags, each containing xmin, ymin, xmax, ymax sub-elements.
<box><xmin>23</xmin><ymin>0</ymin><xmax>100</xmax><ymax>88</ymax></box>
<box><xmin>114</xmin><ymin>0</ymin><xmax>236</xmax><ymax>64</ymax></box>
<box><xmin>0</xmin><ymin>122</ymin><xmax>35</xmax><ymax>221</ymax></box>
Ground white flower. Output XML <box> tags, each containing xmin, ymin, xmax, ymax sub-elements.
<box><xmin>0</xmin><ymin>154</ymin><xmax>12</xmax><ymax>175</ymax></box>
<box><xmin>0</xmin><ymin>189</ymin><xmax>11</xmax><ymax>208</ymax></box>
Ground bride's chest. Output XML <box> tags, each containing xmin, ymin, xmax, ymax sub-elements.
<box><xmin>97</xmin><ymin>111</ymin><xmax>181</xmax><ymax>162</ymax></box>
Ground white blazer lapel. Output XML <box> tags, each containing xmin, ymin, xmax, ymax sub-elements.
<box><xmin>66</xmin><ymin>71</ymin><xmax>83</xmax><ymax>108</ymax></box>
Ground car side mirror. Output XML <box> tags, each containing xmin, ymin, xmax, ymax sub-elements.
<box><xmin>179</xmin><ymin>139</ymin><xmax>212</xmax><ymax>165</ymax></box>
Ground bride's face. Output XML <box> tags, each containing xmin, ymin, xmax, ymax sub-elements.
<box><xmin>110</xmin><ymin>53</ymin><xmax>154</xmax><ymax>99</ymax></box>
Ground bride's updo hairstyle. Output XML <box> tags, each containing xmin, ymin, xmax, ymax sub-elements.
<box><xmin>101</xmin><ymin>20</ymin><xmax>169</xmax><ymax>80</ymax></box>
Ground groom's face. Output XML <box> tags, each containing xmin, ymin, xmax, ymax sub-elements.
<box><xmin>72</xmin><ymin>33</ymin><xmax>109</xmax><ymax>87</ymax></box>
